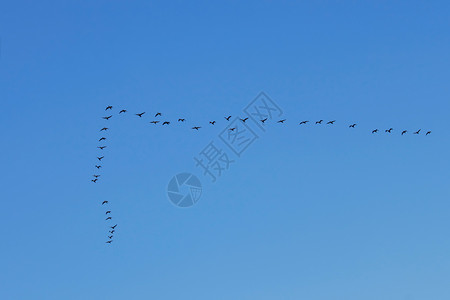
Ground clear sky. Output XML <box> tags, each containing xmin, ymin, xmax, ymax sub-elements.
<box><xmin>1</xmin><ymin>1</ymin><xmax>450</xmax><ymax>299</ymax></box>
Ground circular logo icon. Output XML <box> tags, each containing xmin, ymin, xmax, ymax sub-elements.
<box><xmin>167</xmin><ymin>173</ymin><xmax>202</xmax><ymax>208</ymax></box>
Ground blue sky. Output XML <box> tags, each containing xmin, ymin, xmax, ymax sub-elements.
<box><xmin>1</xmin><ymin>1</ymin><xmax>450</xmax><ymax>299</ymax></box>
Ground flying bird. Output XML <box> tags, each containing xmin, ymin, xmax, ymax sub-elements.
<box><xmin>327</xmin><ymin>120</ymin><xmax>336</xmax><ymax>124</ymax></box>
<box><xmin>372</xmin><ymin>129</ymin><xmax>378</xmax><ymax>134</ymax></box>
<box><xmin>106</xmin><ymin>240</ymin><xmax>112</xmax><ymax>244</ymax></box>
<box><xmin>100</xmin><ymin>127</ymin><xmax>109</xmax><ymax>131</ymax></box>
<box><xmin>102</xmin><ymin>115</ymin><xmax>112</xmax><ymax>120</ymax></box>
<box><xmin>119</xmin><ymin>109</ymin><xmax>127</xmax><ymax>114</ymax></box>
<box><xmin>106</xmin><ymin>211</ymin><xmax>111</xmax><ymax>214</ymax></box>
<box><xmin>102</xmin><ymin>201</ymin><xmax>108</xmax><ymax>205</ymax></box>
<box><xmin>162</xmin><ymin>121</ymin><xmax>170</xmax><ymax>125</ymax></box>
<box><xmin>150</xmin><ymin>121</ymin><xmax>160</xmax><ymax>124</ymax></box>
<box><xmin>414</xmin><ymin>129</ymin><xmax>421</xmax><ymax>134</ymax></box>
<box><xmin>178</xmin><ymin>118</ymin><xmax>185</xmax><ymax>122</ymax></box>
<box><xmin>225</xmin><ymin>115</ymin><xmax>232</xmax><ymax>121</ymax></box>
<box><xmin>261</xmin><ymin>118</ymin><xmax>268</xmax><ymax>123</ymax></box>
<box><xmin>110</xmin><ymin>230</ymin><xmax>115</xmax><ymax>234</ymax></box>
<box><xmin>91</xmin><ymin>179</ymin><xmax>98</xmax><ymax>183</ymax></box>
<box><xmin>349</xmin><ymin>124</ymin><xmax>357</xmax><ymax>128</ymax></box>
<box><xmin>97</xmin><ymin>156</ymin><xmax>104</xmax><ymax>161</ymax></box>
<box><xmin>111</xmin><ymin>224</ymin><xmax>117</xmax><ymax>229</ymax></box>
<box><xmin>106</xmin><ymin>217</ymin><xmax>112</xmax><ymax>220</ymax></box>
<box><xmin>426</xmin><ymin>131</ymin><xmax>431</xmax><ymax>135</ymax></box>
<box><xmin>192</xmin><ymin>126</ymin><xmax>201</xmax><ymax>130</ymax></box>
<box><xmin>401</xmin><ymin>130</ymin><xmax>407</xmax><ymax>135</ymax></box>
<box><xmin>385</xmin><ymin>128</ymin><xmax>393</xmax><ymax>133</ymax></box>
<box><xmin>229</xmin><ymin>127</ymin><xmax>236</xmax><ymax>131</ymax></box>
<box><xmin>93</xmin><ymin>175</ymin><xmax>100</xmax><ymax>178</ymax></box>
<box><xmin>99</xmin><ymin>137</ymin><xmax>106</xmax><ymax>141</ymax></box>
<box><xmin>136</xmin><ymin>112</ymin><xmax>145</xmax><ymax>117</ymax></box>
<box><xmin>315</xmin><ymin>120</ymin><xmax>323</xmax><ymax>124</ymax></box>
<box><xmin>299</xmin><ymin>121</ymin><xmax>309</xmax><ymax>125</ymax></box>
<box><xmin>105</xmin><ymin>106</ymin><xmax>113</xmax><ymax>111</ymax></box>
<box><xmin>108</xmin><ymin>235</ymin><xmax>113</xmax><ymax>239</ymax></box>
<box><xmin>209</xmin><ymin>121</ymin><xmax>216</xmax><ymax>125</ymax></box>
<box><xmin>97</xmin><ymin>146</ymin><xmax>106</xmax><ymax>150</ymax></box>
<box><xmin>155</xmin><ymin>112</ymin><xmax>162</xmax><ymax>117</ymax></box>
<box><xmin>95</xmin><ymin>165</ymin><xmax>102</xmax><ymax>169</ymax></box>
<box><xmin>277</xmin><ymin>119</ymin><xmax>286</xmax><ymax>123</ymax></box>
<box><xmin>240</xmin><ymin>117</ymin><xmax>249</xmax><ymax>122</ymax></box>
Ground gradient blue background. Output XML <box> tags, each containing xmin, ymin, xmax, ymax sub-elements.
<box><xmin>1</xmin><ymin>1</ymin><xmax>449</xmax><ymax>299</ymax></box>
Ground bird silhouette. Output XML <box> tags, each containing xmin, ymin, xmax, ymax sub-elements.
<box><xmin>102</xmin><ymin>115</ymin><xmax>112</xmax><ymax>120</ymax></box>
<box><xmin>155</xmin><ymin>112</ymin><xmax>162</xmax><ymax>117</ymax></box>
<box><xmin>110</xmin><ymin>230</ymin><xmax>115</xmax><ymax>234</ymax></box>
<box><xmin>99</xmin><ymin>137</ymin><xmax>106</xmax><ymax>141</ymax></box>
<box><xmin>277</xmin><ymin>119</ymin><xmax>286</xmax><ymax>123</ymax></box>
<box><xmin>150</xmin><ymin>121</ymin><xmax>160</xmax><ymax>124</ymax></box>
<box><xmin>136</xmin><ymin>112</ymin><xmax>145</xmax><ymax>117</ymax></box>
<box><xmin>315</xmin><ymin>120</ymin><xmax>323</xmax><ymax>124</ymax></box>
<box><xmin>108</xmin><ymin>235</ymin><xmax>113</xmax><ymax>239</ymax></box>
<box><xmin>192</xmin><ymin>126</ymin><xmax>201</xmax><ymax>130</ymax></box>
<box><xmin>240</xmin><ymin>117</ymin><xmax>249</xmax><ymax>122</ymax></box>
<box><xmin>100</xmin><ymin>127</ymin><xmax>108</xmax><ymax>131</ymax></box>
<box><xmin>93</xmin><ymin>175</ymin><xmax>100</xmax><ymax>178</ymax></box>
<box><xmin>95</xmin><ymin>165</ymin><xmax>102</xmax><ymax>169</ymax></box>
<box><xmin>178</xmin><ymin>118</ymin><xmax>185</xmax><ymax>122</ymax></box>
<box><xmin>229</xmin><ymin>127</ymin><xmax>236</xmax><ymax>131</ymax></box>
<box><xmin>372</xmin><ymin>129</ymin><xmax>378</xmax><ymax>134</ymax></box>
<box><xmin>119</xmin><ymin>109</ymin><xmax>127</xmax><ymax>114</ymax></box>
<box><xmin>111</xmin><ymin>224</ymin><xmax>117</xmax><ymax>229</ymax></box>
<box><xmin>106</xmin><ymin>211</ymin><xmax>111</xmax><ymax>214</ymax></box>
<box><xmin>299</xmin><ymin>121</ymin><xmax>309</xmax><ymax>125</ymax></box>
<box><xmin>327</xmin><ymin>120</ymin><xmax>336</xmax><ymax>124</ymax></box>
<box><xmin>349</xmin><ymin>124</ymin><xmax>357</xmax><ymax>128</ymax></box>
<box><xmin>426</xmin><ymin>131</ymin><xmax>431</xmax><ymax>135</ymax></box>
<box><xmin>414</xmin><ymin>129</ymin><xmax>421</xmax><ymax>134</ymax></box>
<box><xmin>209</xmin><ymin>121</ymin><xmax>216</xmax><ymax>125</ymax></box>
<box><xmin>106</xmin><ymin>217</ymin><xmax>112</xmax><ymax>220</ymax></box>
<box><xmin>401</xmin><ymin>130</ymin><xmax>407</xmax><ymax>135</ymax></box>
<box><xmin>97</xmin><ymin>146</ymin><xmax>106</xmax><ymax>150</ymax></box>
<box><xmin>106</xmin><ymin>240</ymin><xmax>112</xmax><ymax>244</ymax></box>
<box><xmin>102</xmin><ymin>201</ymin><xmax>108</xmax><ymax>205</ymax></box>
<box><xmin>225</xmin><ymin>115</ymin><xmax>232</xmax><ymax>121</ymax></box>
<box><xmin>105</xmin><ymin>106</ymin><xmax>113</xmax><ymax>111</ymax></box>
<box><xmin>261</xmin><ymin>118</ymin><xmax>268</xmax><ymax>123</ymax></box>
<box><xmin>162</xmin><ymin>121</ymin><xmax>170</xmax><ymax>125</ymax></box>
<box><xmin>385</xmin><ymin>128</ymin><xmax>393</xmax><ymax>133</ymax></box>
<box><xmin>97</xmin><ymin>156</ymin><xmax>104</xmax><ymax>161</ymax></box>
<box><xmin>91</xmin><ymin>179</ymin><xmax>98</xmax><ymax>183</ymax></box>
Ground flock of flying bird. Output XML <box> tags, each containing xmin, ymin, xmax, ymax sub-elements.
<box><xmin>92</xmin><ymin>105</ymin><xmax>432</xmax><ymax>244</ymax></box>
<box><xmin>94</xmin><ymin>105</ymin><xmax>118</xmax><ymax>244</ymax></box>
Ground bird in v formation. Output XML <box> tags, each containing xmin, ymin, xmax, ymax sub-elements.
<box><xmin>95</xmin><ymin>105</ymin><xmax>433</xmax><ymax>243</ymax></box>
<box><xmin>100</xmin><ymin>106</ymin><xmax>432</xmax><ymax>137</ymax></box>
